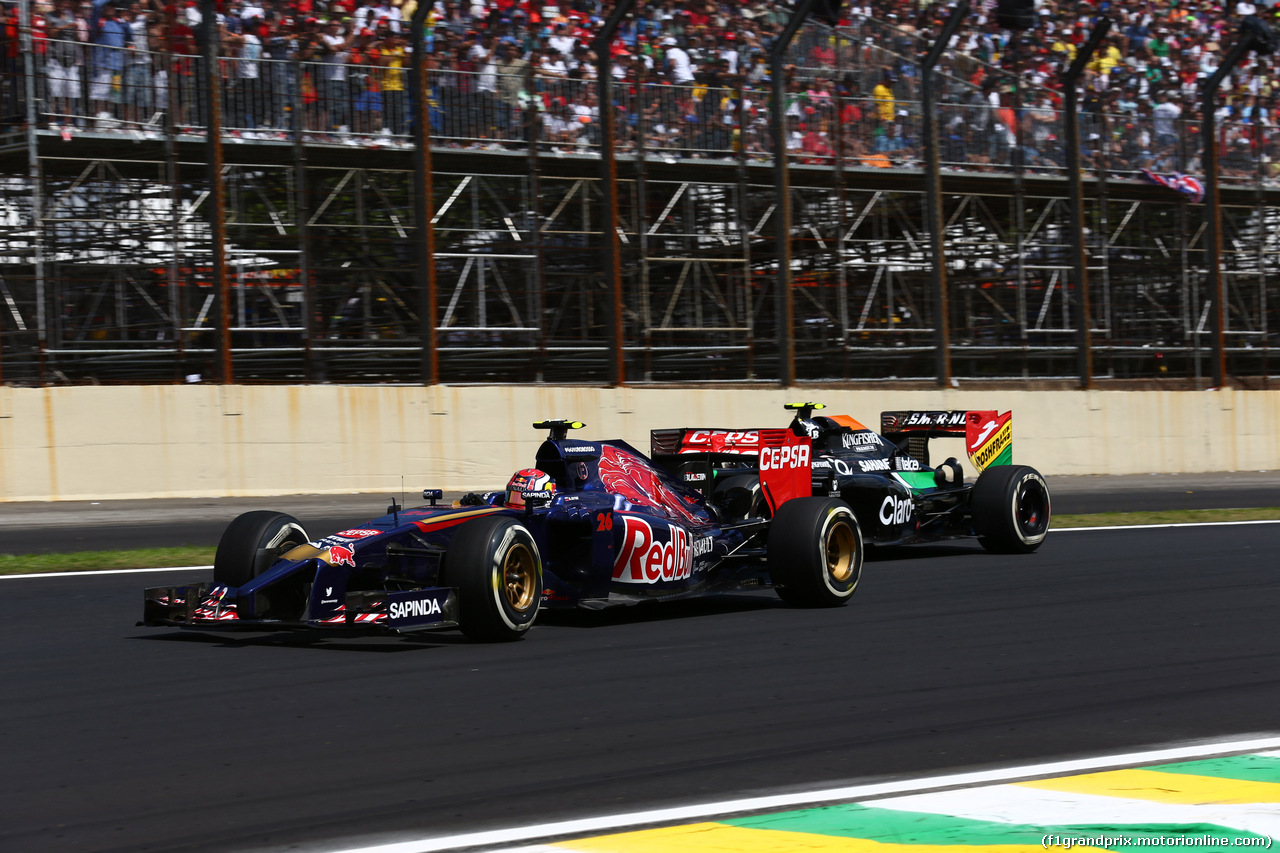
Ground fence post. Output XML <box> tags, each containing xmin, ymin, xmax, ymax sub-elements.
<box><xmin>525</xmin><ymin>63</ymin><xmax>546</xmax><ymax>381</ymax></box>
<box><xmin>293</xmin><ymin>57</ymin><xmax>315</xmax><ymax>380</ymax></box>
<box><xmin>769</xmin><ymin>0</ymin><xmax>818</xmax><ymax>387</ymax></box>
<box><xmin>920</xmin><ymin>0</ymin><xmax>967</xmax><ymax>388</ymax></box>
<box><xmin>1200</xmin><ymin>17</ymin><xmax>1273</xmax><ymax>387</ymax></box>
<box><xmin>19</xmin><ymin>0</ymin><xmax>46</xmax><ymax>384</ymax></box>
<box><xmin>592</xmin><ymin>0</ymin><xmax>636</xmax><ymax>387</ymax></box>
<box><xmin>409</xmin><ymin>3</ymin><xmax>438</xmax><ymax>384</ymax></box>
<box><xmin>1061</xmin><ymin>16</ymin><xmax>1111</xmax><ymax>390</ymax></box>
<box><xmin>199</xmin><ymin>0</ymin><xmax>232</xmax><ymax>383</ymax></box>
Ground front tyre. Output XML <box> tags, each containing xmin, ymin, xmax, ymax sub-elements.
<box><xmin>445</xmin><ymin>514</ymin><xmax>542</xmax><ymax>642</ymax></box>
<box><xmin>213</xmin><ymin>510</ymin><xmax>310</xmax><ymax>587</ymax></box>
<box><xmin>971</xmin><ymin>464</ymin><xmax>1051</xmax><ymax>553</ymax></box>
<box><xmin>767</xmin><ymin>497</ymin><xmax>863</xmax><ymax>607</ymax></box>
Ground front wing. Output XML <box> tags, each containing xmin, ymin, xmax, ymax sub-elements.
<box><xmin>141</xmin><ymin>583</ymin><xmax>460</xmax><ymax>633</ymax></box>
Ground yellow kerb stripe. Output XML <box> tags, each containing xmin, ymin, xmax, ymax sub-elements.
<box><xmin>1017</xmin><ymin>768</ymin><xmax>1280</xmax><ymax>805</ymax></box>
<box><xmin>551</xmin><ymin>822</ymin><xmax>1109</xmax><ymax>853</ymax></box>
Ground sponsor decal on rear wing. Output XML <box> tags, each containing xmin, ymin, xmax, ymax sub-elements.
<box><xmin>757</xmin><ymin>428</ymin><xmax>812</xmax><ymax>513</ymax></box>
<box><xmin>650</xmin><ymin>427</ymin><xmax>812</xmax><ymax>511</ymax></box>
<box><xmin>880</xmin><ymin>410</ymin><xmax>1012</xmax><ymax>472</ymax></box>
<box><xmin>650</xmin><ymin>428</ymin><xmax>761</xmax><ymax>456</ymax></box>
<box><xmin>650</xmin><ymin>428</ymin><xmax>764</xmax><ymax>499</ymax></box>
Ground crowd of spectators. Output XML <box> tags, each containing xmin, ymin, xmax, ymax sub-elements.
<box><xmin>4</xmin><ymin>0</ymin><xmax>1280</xmax><ymax>180</ymax></box>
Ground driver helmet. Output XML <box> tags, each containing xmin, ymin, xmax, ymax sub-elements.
<box><xmin>505</xmin><ymin>468</ymin><xmax>556</xmax><ymax>509</ymax></box>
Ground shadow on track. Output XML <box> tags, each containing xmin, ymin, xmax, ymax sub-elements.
<box><xmin>127</xmin><ymin>629</ymin><xmax>468</xmax><ymax>652</ymax></box>
<box><xmin>865</xmin><ymin>542</ymin><xmax>989</xmax><ymax>561</ymax></box>
<box><xmin>536</xmin><ymin>592</ymin><xmax>783</xmax><ymax>629</ymax></box>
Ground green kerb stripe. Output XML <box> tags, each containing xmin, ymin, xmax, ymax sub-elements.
<box><xmin>1150</xmin><ymin>754</ymin><xmax>1280</xmax><ymax>785</ymax></box>
<box><xmin>725</xmin><ymin>804</ymin><xmax>1264</xmax><ymax>850</ymax></box>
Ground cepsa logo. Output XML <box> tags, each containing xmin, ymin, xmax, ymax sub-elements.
<box><xmin>335</xmin><ymin>528</ymin><xmax>380</xmax><ymax>539</ymax></box>
<box><xmin>681</xmin><ymin>430</ymin><xmax>759</xmax><ymax>454</ymax></box>
<box><xmin>760</xmin><ymin>443</ymin><xmax>811</xmax><ymax>471</ymax></box>
<box><xmin>612</xmin><ymin>516</ymin><xmax>693</xmax><ymax>584</ymax></box>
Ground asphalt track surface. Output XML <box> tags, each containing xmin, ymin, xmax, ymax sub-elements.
<box><xmin>3</xmin><ymin>470</ymin><xmax>1280</xmax><ymax>555</ymax></box>
<box><xmin>3</xmin><ymin>520</ymin><xmax>1280</xmax><ymax>853</ymax></box>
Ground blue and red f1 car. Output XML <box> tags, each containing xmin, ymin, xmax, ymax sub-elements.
<box><xmin>142</xmin><ymin>419</ymin><xmax>860</xmax><ymax>642</ymax></box>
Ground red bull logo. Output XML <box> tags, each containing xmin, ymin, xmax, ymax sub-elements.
<box><xmin>329</xmin><ymin>545</ymin><xmax>356</xmax><ymax>567</ymax></box>
<box><xmin>612</xmin><ymin>516</ymin><xmax>692</xmax><ymax>584</ymax></box>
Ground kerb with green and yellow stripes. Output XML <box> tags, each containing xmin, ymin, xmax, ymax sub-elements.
<box><xmin>539</xmin><ymin>752</ymin><xmax>1280</xmax><ymax>852</ymax></box>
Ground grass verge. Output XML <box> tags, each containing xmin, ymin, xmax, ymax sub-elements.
<box><xmin>0</xmin><ymin>547</ymin><xmax>215</xmax><ymax>576</ymax></box>
<box><xmin>1051</xmin><ymin>507</ymin><xmax>1280</xmax><ymax>528</ymax></box>
<box><xmin>2</xmin><ymin>508</ymin><xmax>1279</xmax><ymax>576</ymax></box>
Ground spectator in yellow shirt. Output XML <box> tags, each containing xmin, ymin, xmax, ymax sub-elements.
<box><xmin>378</xmin><ymin>30</ymin><xmax>408</xmax><ymax>136</ymax></box>
<box><xmin>873</xmin><ymin>72</ymin><xmax>896</xmax><ymax>123</ymax></box>
<box><xmin>1090</xmin><ymin>38</ymin><xmax>1122</xmax><ymax>75</ymax></box>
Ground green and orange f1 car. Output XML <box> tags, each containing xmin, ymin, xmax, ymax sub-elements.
<box><xmin>650</xmin><ymin>403</ymin><xmax>1050</xmax><ymax>554</ymax></box>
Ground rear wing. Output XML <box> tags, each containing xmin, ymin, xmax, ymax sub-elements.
<box><xmin>880</xmin><ymin>410</ymin><xmax>1012</xmax><ymax>472</ymax></box>
<box><xmin>650</xmin><ymin>427</ymin><xmax>812</xmax><ymax>513</ymax></box>
<box><xmin>650</xmin><ymin>429</ymin><xmax>760</xmax><ymax>497</ymax></box>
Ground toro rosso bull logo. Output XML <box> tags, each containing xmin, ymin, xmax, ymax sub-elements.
<box><xmin>613</xmin><ymin>516</ymin><xmax>693</xmax><ymax>584</ymax></box>
<box><xmin>328</xmin><ymin>545</ymin><xmax>356</xmax><ymax>567</ymax></box>
<box><xmin>599</xmin><ymin>445</ymin><xmax>706</xmax><ymax>525</ymax></box>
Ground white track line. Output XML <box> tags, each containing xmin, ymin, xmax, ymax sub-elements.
<box><xmin>1054</xmin><ymin>519</ymin><xmax>1280</xmax><ymax>532</ymax></box>
<box><xmin>1</xmin><ymin>564</ymin><xmax>212</xmax><ymax>580</ymax></box>
<box><xmin>4</xmin><ymin>520</ymin><xmax>1279</xmax><ymax>581</ymax></box>
<box><xmin>320</xmin><ymin>735</ymin><xmax>1280</xmax><ymax>853</ymax></box>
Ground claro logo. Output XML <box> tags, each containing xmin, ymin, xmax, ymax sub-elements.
<box><xmin>613</xmin><ymin>516</ymin><xmax>693</xmax><ymax>584</ymax></box>
<box><xmin>880</xmin><ymin>494</ymin><xmax>913</xmax><ymax>525</ymax></box>
<box><xmin>759</xmin><ymin>443</ymin><xmax>811</xmax><ymax>471</ymax></box>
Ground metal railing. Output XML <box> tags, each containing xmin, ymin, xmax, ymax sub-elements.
<box><xmin>11</xmin><ymin>43</ymin><xmax>1277</xmax><ymax>189</ymax></box>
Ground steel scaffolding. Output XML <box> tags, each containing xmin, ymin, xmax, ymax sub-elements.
<box><xmin>2</xmin><ymin>15</ymin><xmax>1278</xmax><ymax>387</ymax></box>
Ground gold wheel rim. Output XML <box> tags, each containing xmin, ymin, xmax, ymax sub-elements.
<box><xmin>502</xmin><ymin>544</ymin><xmax>537</xmax><ymax>613</ymax></box>
<box><xmin>825</xmin><ymin>520</ymin><xmax>857</xmax><ymax>583</ymax></box>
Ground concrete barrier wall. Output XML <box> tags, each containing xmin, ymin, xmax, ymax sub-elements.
<box><xmin>0</xmin><ymin>385</ymin><xmax>1276</xmax><ymax>502</ymax></box>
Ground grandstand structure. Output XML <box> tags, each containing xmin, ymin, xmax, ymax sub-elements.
<box><xmin>0</xmin><ymin>5</ymin><xmax>1277</xmax><ymax>387</ymax></box>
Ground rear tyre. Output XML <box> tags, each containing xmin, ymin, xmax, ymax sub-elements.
<box><xmin>445</xmin><ymin>514</ymin><xmax>542</xmax><ymax>642</ymax></box>
<box><xmin>971</xmin><ymin>465</ymin><xmax>1051</xmax><ymax>553</ymax></box>
<box><xmin>767</xmin><ymin>497</ymin><xmax>863</xmax><ymax>607</ymax></box>
<box><xmin>213</xmin><ymin>511</ymin><xmax>309</xmax><ymax>587</ymax></box>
